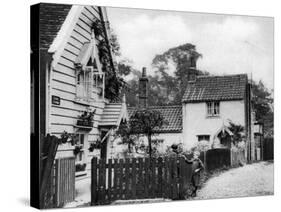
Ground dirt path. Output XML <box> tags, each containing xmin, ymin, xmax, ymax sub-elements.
<box><xmin>195</xmin><ymin>161</ymin><xmax>274</xmax><ymax>200</ymax></box>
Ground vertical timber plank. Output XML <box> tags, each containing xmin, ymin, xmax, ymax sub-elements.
<box><xmin>131</xmin><ymin>158</ymin><xmax>137</xmax><ymax>199</ymax></box>
<box><xmin>125</xmin><ymin>158</ymin><xmax>130</xmax><ymax>199</ymax></box>
<box><xmin>119</xmin><ymin>159</ymin><xmax>124</xmax><ymax>199</ymax></box>
<box><xmin>157</xmin><ymin>157</ymin><xmax>163</xmax><ymax>198</ymax></box>
<box><xmin>91</xmin><ymin>157</ymin><xmax>98</xmax><ymax>205</ymax></box>
<box><xmin>108</xmin><ymin>159</ymin><xmax>112</xmax><ymax>203</ymax></box>
<box><xmin>144</xmin><ymin>158</ymin><xmax>149</xmax><ymax>198</ymax></box>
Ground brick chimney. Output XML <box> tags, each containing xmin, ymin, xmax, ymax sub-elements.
<box><xmin>188</xmin><ymin>55</ymin><xmax>198</xmax><ymax>82</ymax></box>
<box><xmin>139</xmin><ymin>67</ymin><xmax>148</xmax><ymax>108</ymax></box>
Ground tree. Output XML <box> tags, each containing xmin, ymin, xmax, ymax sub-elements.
<box><xmin>117</xmin><ymin>109</ymin><xmax>167</xmax><ymax>159</ymax></box>
<box><xmin>115</xmin><ymin>122</ymin><xmax>138</xmax><ymax>153</ymax></box>
<box><xmin>152</xmin><ymin>43</ymin><xmax>206</xmax><ymax>104</ymax></box>
<box><xmin>251</xmin><ymin>80</ymin><xmax>273</xmax><ymax>137</ymax></box>
<box><xmin>130</xmin><ymin>109</ymin><xmax>167</xmax><ymax>159</ymax></box>
<box><xmin>123</xmin><ymin>43</ymin><xmax>208</xmax><ymax>106</ymax></box>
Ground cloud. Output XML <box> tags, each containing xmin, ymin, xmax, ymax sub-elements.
<box><xmin>194</xmin><ymin>17</ymin><xmax>273</xmax><ymax>88</ymax></box>
<box><xmin>113</xmin><ymin>14</ymin><xmax>191</xmax><ymax>71</ymax></box>
<box><xmin>108</xmin><ymin>10</ymin><xmax>273</xmax><ymax>88</ymax></box>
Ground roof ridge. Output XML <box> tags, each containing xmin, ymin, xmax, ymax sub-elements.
<box><xmin>197</xmin><ymin>73</ymin><xmax>248</xmax><ymax>79</ymax></box>
<box><xmin>128</xmin><ymin>105</ymin><xmax>182</xmax><ymax>109</ymax></box>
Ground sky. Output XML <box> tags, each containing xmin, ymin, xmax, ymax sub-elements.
<box><xmin>107</xmin><ymin>7</ymin><xmax>274</xmax><ymax>89</ymax></box>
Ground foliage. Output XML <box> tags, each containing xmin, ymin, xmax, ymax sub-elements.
<box><xmin>88</xmin><ymin>140</ymin><xmax>102</xmax><ymax>152</ymax></box>
<box><xmin>92</xmin><ymin>20</ymin><xmax>126</xmax><ymax>101</ymax></box>
<box><xmin>115</xmin><ymin>122</ymin><xmax>139</xmax><ymax>153</ymax></box>
<box><xmin>228</xmin><ymin>121</ymin><xmax>245</xmax><ymax>146</ymax></box>
<box><xmin>59</xmin><ymin>131</ymin><xmax>77</xmax><ymax>145</ymax></box>
<box><xmin>117</xmin><ymin>108</ymin><xmax>167</xmax><ymax>159</ymax></box>
<box><xmin>191</xmin><ymin>140</ymin><xmax>211</xmax><ymax>152</ymax></box>
<box><xmin>78</xmin><ymin>110</ymin><xmax>95</xmax><ymax>122</ymax></box>
<box><xmin>151</xmin><ymin>43</ymin><xmax>206</xmax><ymax>104</ymax></box>
<box><xmin>124</xmin><ymin>43</ymin><xmax>208</xmax><ymax>106</ymax></box>
<box><xmin>73</xmin><ymin>145</ymin><xmax>82</xmax><ymax>155</ymax></box>
<box><xmin>91</xmin><ymin>19</ymin><xmax>104</xmax><ymax>38</ymax></box>
<box><xmin>251</xmin><ymin>80</ymin><xmax>273</xmax><ymax>137</ymax></box>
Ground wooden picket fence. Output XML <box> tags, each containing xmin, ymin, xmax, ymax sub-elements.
<box><xmin>263</xmin><ymin>138</ymin><xmax>274</xmax><ymax>161</ymax></box>
<box><xmin>41</xmin><ymin>156</ymin><xmax>75</xmax><ymax>208</ymax></box>
<box><xmin>231</xmin><ymin>149</ymin><xmax>245</xmax><ymax>167</ymax></box>
<box><xmin>40</xmin><ymin>135</ymin><xmax>76</xmax><ymax>208</ymax></box>
<box><xmin>91</xmin><ymin>157</ymin><xmax>193</xmax><ymax>205</ymax></box>
<box><xmin>54</xmin><ymin>157</ymin><xmax>76</xmax><ymax>207</ymax></box>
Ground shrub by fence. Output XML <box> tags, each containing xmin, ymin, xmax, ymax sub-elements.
<box><xmin>230</xmin><ymin>149</ymin><xmax>245</xmax><ymax>167</ymax></box>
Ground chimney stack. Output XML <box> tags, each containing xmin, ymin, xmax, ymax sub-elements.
<box><xmin>139</xmin><ymin>67</ymin><xmax>148</xmax><ymax>108</ymax></box>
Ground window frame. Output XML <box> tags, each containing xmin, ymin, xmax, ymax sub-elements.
<box><xmin>197</xmin><ymin>135</ymin><xmax>210</xmax><ymax>142</ymax></box>
<box><xmin>206</xmin><ymin>101</ymin><xmax>220</xmax><ymax>117</ymax></box>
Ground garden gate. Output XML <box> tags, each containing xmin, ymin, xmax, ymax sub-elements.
<box><xmin>91</xmin><ymin>157</ymin><xmax>193</xmax><ymax>205</ymax></box>
<box><xmin>40</xmin><ymin>135</ymin><xmax>75</xmax><ymax>208</ymax></box>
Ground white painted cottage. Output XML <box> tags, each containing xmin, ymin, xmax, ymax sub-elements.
<box><xmin>125</xmin><ymin>68</ymin><xmax>183</xmax><ymax>156</ymax></box>
<box><xmin>181</xmin><ymin>73</ymin><xmax>255</xmax><ymax>161</ymax></box>
<box><xmin>31</xmin><ymin>3</ymin><xmax>127</xmax><ymax>178</ymax></box>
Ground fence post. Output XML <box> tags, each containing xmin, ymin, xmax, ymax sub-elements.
<box><xmin>157</xmin><ymin>157</ymin><xmax>163</xmax><ymax>197</ymax></box>
<box><xmin>131</xmin><ymin>158</ymin><xmax>137</xmax><ymax>199</ymax></box>
<box><xmin>144</xmin><ymin>158</ymin><xmax>150</xmax><ymax>198</ymax></box>
<box><xmin>124</xmin><ymin>158</ymin><xmax>130</xmax><ymax>199</ymax></box>
<box><xmin>91</xmin><ymin>157</ymin><xmax>98</xmax><ymax>205</ymax></box>
<box><xmin>119</xmin><ymin>159</ymin><xmax>124</xmax><ymax>200</ymax></box>
<box><xmin>151</xmin><ymin>158</ymin><xmax>156</xmax><ymax>198</ymax></box>
<box><xmin>137</xmin><ymin>158</ymin><xmax>144</xmax><ymax>198</ymax></box>
<box><xmin>108</xmin><ymin>159</ymin><xmax>112</xmax><ymax>203</ymax></box>
<box><xmin>178</xmin><ymin>157</ymin><xmax>185</xmax><ymax>199</ymax></box>
<box><xmin>113</xmin><ymin>159</ymin><xmax>118</xmax><ymax>201</ymax></box>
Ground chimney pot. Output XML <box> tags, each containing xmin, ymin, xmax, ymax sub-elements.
<box><xmin>142</xmin><ymin>67</ymin><xmax>147</xmax><ymax>77</ymax></box>
<box><xmin>139</xmin><ymin>67</ymin><xmax>148</xmax><ymax>108</ymax></box>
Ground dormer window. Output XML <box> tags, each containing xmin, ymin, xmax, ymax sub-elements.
<box><xmin>76</xmin><ymin>66</ymin><xmax>93</xmax><ymax>99</ymax></box>
<box><xmin>75</xmin><ymin>66</ymin><xmax>105</xmax><ymax>100</ymax></box>
<box><xmin>74</xmin><ymin>38</ymin><xmax>105</xmax><ymax>101</ymax></box>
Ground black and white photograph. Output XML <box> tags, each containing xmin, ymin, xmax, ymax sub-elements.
<box><xmin>30</xmin><ymin>2</ymin><xmax>274</xmax><ymax>209</ymax></box>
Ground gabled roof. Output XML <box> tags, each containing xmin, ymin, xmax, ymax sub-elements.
<box><xmin>99</xmin><ymin>103</ymin><xmax>128</xmax><ymax>127</ymax></box>
<box><xmin>39</xmin><ymin>3</ymin><xmax>72</xmax><ymax>50</ymax></box>
<box><xmin>128</xmin><ymin>105</ymin><xmax>182</xmax><ymax>133</ymax></box>
<box><xmin>182</xmin><ymin>74</ymin><xmax>248</xmax><ymax>103</ymax></box>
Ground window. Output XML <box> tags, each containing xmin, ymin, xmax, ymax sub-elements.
<box><xmin>76</xmin><ymin>66</ymin><xmax>105</xmax><ymax>99</ymax></box>
<box><xmin>75</xmin><ymin>134</ymin><xmax>85</xmax><ymax>165</ymax></box>
<box><xmin>76</xmin><ymin>67</ymin><xmax>93</xmax><ymax>99</ymax></box>
<box><xmin>197</xmin><ymin>135</ymin><xmax>210</xmax><ymax>142</ymax></box>
<box><xmin>206</xmin><ymin>101</ymin><xmax>220</xmax><ymax>116</ymax></box>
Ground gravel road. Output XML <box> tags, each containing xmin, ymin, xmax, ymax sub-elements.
<box><xmin>195</xmin><ymin>161</ymin><xmax>274</xmax><ymax>200</ymax></box>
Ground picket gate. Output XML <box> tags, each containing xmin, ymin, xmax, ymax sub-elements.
<box><xmin>91</xmin><ymin>157</ymin><xmax>192</xmax><ymax>205</ymax></box>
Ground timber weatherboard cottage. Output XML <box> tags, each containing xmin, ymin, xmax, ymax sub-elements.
<box><xmin>31</xmin><ymin>3</ymin><xmax>127</xmax><ymax>178</ymax></box>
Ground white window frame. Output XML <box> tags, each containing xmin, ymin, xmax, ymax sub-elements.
<box><xmin>75</xmin><ymin>134</ymin><xmax>86</xmax><ymax>166</ymax></box>
<box><xmin>76</xmin><ymin>66</ymin><xmax>93</xmax><ymax>99</ymax></box>
<box><xmin>206</xmin><ymin>101</ymin><xmax>220</xmax><ymax>117</ymax></box>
